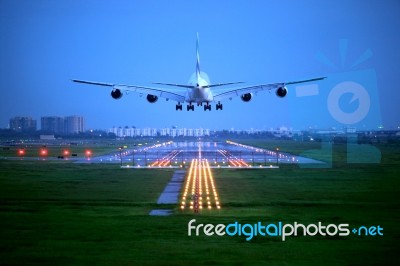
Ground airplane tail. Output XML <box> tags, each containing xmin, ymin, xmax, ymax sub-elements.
<box><xmin>196</xmin><ymin>32</ymin><xmax>201</xmax><ymax>80</ymax></box>
<box><xmin>153</xmin><ymin>33</ymin><xmax>244</xmax><ymax>89</ymax></box>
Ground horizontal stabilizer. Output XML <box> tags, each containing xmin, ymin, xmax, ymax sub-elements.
<box><xmin>204</xmin><ymin>81</ymin><xmax>244</xmax><ymax>88</ymax></box>
<box><xmin>153</xmin><ymin>82</ymin><xmax>194</xmax><ymax>89</ymax></box>
<box><xmin>153</xmin><ymin>81</ymin><xmax>245</xmax><ymax>89</ymax></box>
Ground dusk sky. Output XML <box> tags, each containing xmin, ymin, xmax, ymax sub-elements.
<box><xmin>0</xmin><ymin>0</ymin><xmax>399</xmax><ymax>130</ymax></box>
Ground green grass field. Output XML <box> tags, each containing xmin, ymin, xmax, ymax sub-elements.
<box><xmin>1</xmin><ymin>144</ymin><xmax>127</xmax><ymax>158</ymax></box>
<box><xmin>0</xmin><ymin>141</ymin><xmax>399</xmax><ymax>265</ymax></box>
<box><xmin>0</xmin><ymin>139</ymin><xmax>156</xmax><ymax>158</ymax></box>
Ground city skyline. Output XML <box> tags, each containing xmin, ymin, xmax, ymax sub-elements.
<box><xmin>5</xmin><ymin>113</ymin><xmax>397</xmax><ymax>135</ymax></box>
<box><xmin>8</xmin><ymin>115</ymin><xmax>85</xmax><ymax>134</ymax></box>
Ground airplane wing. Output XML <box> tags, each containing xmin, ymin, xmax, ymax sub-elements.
<box><xmin>152</xmin><ymin>82</ymin><xmax>193</xmax><ymax>89</ymax></box>
<box><xmin>205</xmin><ymin>82</ymin><xmax>245</xmax><ymax>88</ymax></box>
<box><xmin>72</xmin><ymin>80</ymin><xmax>186</xmax><ymax>102</ymax></box>
<box><xmin>213</xmin><ymin>77</ymin><xmax>326</xmax><ymax>101</ymax></box>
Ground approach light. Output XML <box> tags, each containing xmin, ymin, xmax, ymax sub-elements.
<box><xmin>40</xmin><ymin>149</ymin><xmax>48</xmax><ymax>156</ymax></box>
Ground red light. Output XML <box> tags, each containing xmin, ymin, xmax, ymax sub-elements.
<box><xmin>63</xmin><ymin>150</ymin><xmax>70</xmax><ymax>156</ymax></box>
<box><xmin>40</xmin><ymin>149</ymin><xmax>48</xmax><ymax>156</ymax></box>
<box><xmin>85</xmin><ymin>150</ymin><xmax>92</xmax><ymax>156</ymax></box>
<box><xmin>18</xmin><ymin>149</ymin><xmax>25</xmax><ymax>155</ymax></box>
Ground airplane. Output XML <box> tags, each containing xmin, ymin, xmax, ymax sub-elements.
<box><xmin>73</xmin><ymin>33</ymin><xmax>325</xmax><ymax>111</ymax></box>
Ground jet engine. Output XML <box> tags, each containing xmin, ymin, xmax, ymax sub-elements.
<box><xmin>240</xmin><ymin>93</ymin><xmax>252</xmax><ymax>102</ymax></box>
<box><xmin>276</xmin><ymin>86</ymin><xmax>288</xmax><ymax>98</ymax></box>
<box><xmin>146</xmin><ymin>94</ymin><xmax>158</xmax><ymax>103</ymax></box>
<box><xmin>111</xmin><ymin>89</ymin><xmax>123</xmax><ymax>99</ymax></box>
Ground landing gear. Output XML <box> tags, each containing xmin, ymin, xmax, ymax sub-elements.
<box><xmin>176</xmin><ymin>103</ymin><xmax>182</xmax><ymax>111</ymax></box>
<box><xmin>187</xmin><ymin>103</ymin><xmax>194</xmax><ymax>111</ymax></box>
<box><xmin>182</xmin><ymin>102</ymin><xmax>221</xmax><ymax>111</ymax></box>
<box><xmin>204</xmin><ymin>102</ymin><xmax>211</xmax><ymax>111</ymax></box>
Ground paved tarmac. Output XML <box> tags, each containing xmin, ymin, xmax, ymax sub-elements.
<box><xmin>73</xmin><ymin>141</ymin><xmax>325</xmax><ymax>167</ymax></box>
<box><xmin>156</xmin><ymin>170</ymin><xmax>186</xmax><ymax>204</ymax></box>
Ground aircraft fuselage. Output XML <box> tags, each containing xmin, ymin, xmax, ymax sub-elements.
<box><xmin>186</xmin><ymin>72</ymin><xmax>213</xmax><ymax>104</ymax></box>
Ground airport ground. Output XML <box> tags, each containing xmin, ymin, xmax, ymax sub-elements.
<box><xmin>0</xmin><ymin>139</ymin><xmax>399</xmax><ymax>265</ymax></box>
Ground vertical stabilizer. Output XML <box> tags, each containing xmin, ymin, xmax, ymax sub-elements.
<box><xmin>196</xmin><ymin>32</ymin><xmax>201</xmax><ymax>80</ymax></box>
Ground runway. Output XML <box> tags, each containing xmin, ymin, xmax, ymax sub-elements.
<box><xmin>75</xmin><ymin>140</ymin><xmax>324</xmax><ymax>167</ymax></box>
<box><xmin>74</xmin><ymin>140</ymin><xmax>324</xmax><ymax>215</ymax></box>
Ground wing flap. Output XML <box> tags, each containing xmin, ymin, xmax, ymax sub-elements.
<box><xmin>73</xmin><ymin>79</ymin><xmax>186</xmax><ymax>103</ymax></box>
<box><xmin>120</xmin><ymin>85</ymin><xmax>186</xmax><ymax>102</ymax></box>
<box><xmin>213</xmin><ymin>84</ymin><xmax>279</xmax><ymax>101</ymax></box>
<box><xmin>213</xmin><ymin>77</ymin><xmax>326</xmax><ymax>101</ymax></box>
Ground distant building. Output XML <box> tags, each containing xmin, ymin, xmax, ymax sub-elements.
<box><xmin>9</xmin><ymin>116</ymin><xmax>37</xmax><ymax>132</ymax></box>
<box><xmin>107</xmin><ymin>127</ymin><xmax>210</xmax><ymax>138</ymax></box>
<box><xmin>345</xmin><ymin>127</ymin><xmax>357</xmax><ymax>133</ymax></box>
<box><xmin>64</xmin><ymin>116</ymin><xmax>85</xmax><ymax>134</ymax></box>
<box><xmin>40</xmin><ymin>135</ymin><xmax>56</xmax><ymax>140</ymax></box>
<box><xmin>41</xmin><ymin>116</ymin><xmax>64</xmax><ymax>134</ymax></box>
<box><xmin>160</xmin><ymin>128</ymin><xmax>170</xmax><ymax>136</ymax></box>
<box><xmin>272</xmin><ymin>126</ymin><xmax>293</xmax><ymax>138</ymax></box>
<box><xmin>40</xmin><ymin>115</ymin><xmax>85</xmax><ymax>134</ymax></box>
